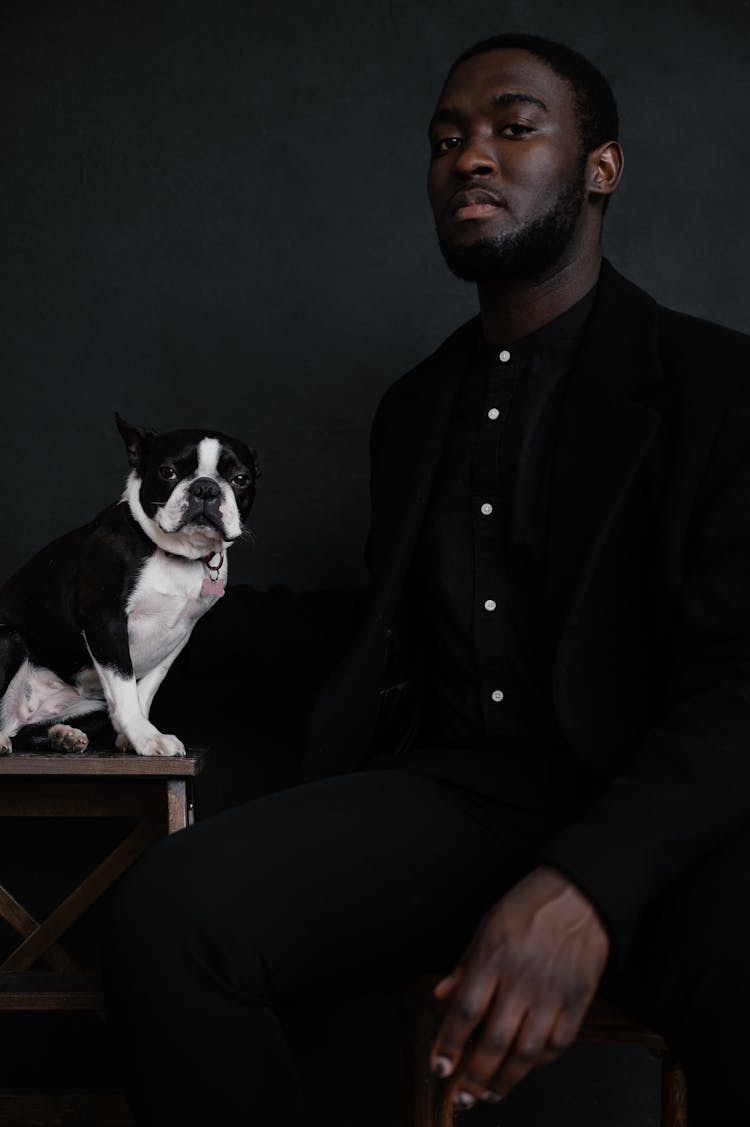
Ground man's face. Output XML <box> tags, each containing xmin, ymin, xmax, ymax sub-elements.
<box><xmin>428</xmin><ymin>48</ymin><xmax>590</xmax><ymax>284</ymax></box>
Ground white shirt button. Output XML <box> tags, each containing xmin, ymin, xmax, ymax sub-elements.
<box><xmin>491</xmin><ymin>689</ymin><xmax>504</xmax><ymax>703</ymax></box>
<box><xmin>499</xmin><ymin>350</ymin><xmax>511</xmax><ymax>362</ymax></box>
<box><xmin>480</xmin><ymin>502</ymin><xmax>493</xmax><ymax>516</ymax></box>
<box><xmin>487</xmin><ymin>407</ymin><xmax>500</xmax><ymax>420</ymax></box>
<box><xmin>484</xmin><ymin>599</ymin><xmax>496</xmax><ymax>612</ymax></box>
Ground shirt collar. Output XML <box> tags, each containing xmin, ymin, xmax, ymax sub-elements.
<box><xmin>476</xmin><ymin>283</ymin><xmax>598</xmax><ymax>366</ymax></box>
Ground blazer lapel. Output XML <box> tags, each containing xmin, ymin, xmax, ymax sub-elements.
<box><xmin>547</xmin><ymin>262</ymin><xmax>665</xmax><ymax>636</ymax></box>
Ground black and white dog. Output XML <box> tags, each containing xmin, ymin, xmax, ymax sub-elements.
<box><xmin>0</xmin><ymin>415</ymin><xmax>257</xmax><ymax>757</ymax></box>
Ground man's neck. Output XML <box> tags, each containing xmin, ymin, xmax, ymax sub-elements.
<box><xmin>476</xmin><ymin>250</ymin><xmax>602</xmax><ymax>346</ymax></box>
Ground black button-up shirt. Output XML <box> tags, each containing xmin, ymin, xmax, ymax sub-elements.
<box><xmin>404</xmin><ymin>288</ymin><xmax>603</xmax><ymax>828</ymax></box>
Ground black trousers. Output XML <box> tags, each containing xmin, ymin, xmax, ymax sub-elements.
<box><xmin>105</xmin><ymin>767</ymin><xmax>749</xmax><ymax>1125</ymax></box>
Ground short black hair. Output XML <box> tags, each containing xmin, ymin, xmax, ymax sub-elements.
<box><xmin>448</xmin><ymin>34</ymin><xmax>619</xmax><ymax>156</ymax></box>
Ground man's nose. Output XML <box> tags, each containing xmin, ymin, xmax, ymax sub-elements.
<box><xmin>189</xmin><ymin>477</ymin><xmax>220</xmax><ymax>502</ymax></box>
<box><xmin>454</xmin><ymin>134</ymin><xmax>499</xmax><ymax>177</ymax></box>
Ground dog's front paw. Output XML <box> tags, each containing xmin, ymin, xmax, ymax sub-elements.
<box><xmin>135</xmin><ymin>732</ymin><xmax>186</xmax><ymax>758</ymax></box>
<box><xmin>0</xmin><ymin>733</ymin><xmax>12</xmax><ymax>756</ymax></box>
<box><xmin>48</xmin><ymin>724</ymin><xmax>89</xmax><ymax>753</ymax></box>
<box><xmin>114</xmin><ymin>718</ymin><xmax>186</xmax><ymax>757</ymax></box>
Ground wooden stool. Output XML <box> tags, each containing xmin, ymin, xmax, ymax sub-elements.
<box><xmin>0</xmin><ymin>748</ymin><xmax>205</xmax><ymax>1126</ymax></box>
<box><xmin>407</xmin><ymin>976</ymin><xmax>688</xmax><ymax>1127</ymax></box>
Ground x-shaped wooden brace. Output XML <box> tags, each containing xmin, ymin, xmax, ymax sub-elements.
<box><xmin>0</xmin><ymin>818</ymin><xmax>162</xmax><ymax>976</ymax></box>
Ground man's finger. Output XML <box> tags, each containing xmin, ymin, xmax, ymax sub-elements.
<box><xmin>447</xmin><ymin>989</ymin><xmax>530</xmax><ymax>1098</ymax></box>
<box><xmin>432</xmin><ymin>969</ymin><xmax>462</xmax><ymax>1000</ymax></box>
<box><xmin>478</xmin><ymin>993</ymin><xmax>592</xmax><ymax>1103</ymax></box>
<box><xmin>546</xmin><ymin>1001</ymin><xmax>585</xmax><ymax>1057</ymax></box>
<box><xmin>482</xmin><ymin>1006</ymin><xmax>559</xmax><ymax>1099</ymax></box>
<box><xmin>429</xmin><ymin>969</ymin><xmax>498</xmax><ymax>1078</ymax></box>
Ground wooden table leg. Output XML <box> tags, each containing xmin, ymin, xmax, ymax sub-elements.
<box><xmin>166</xmin><ymin>779</ymin><xmax>188</xmax><ymax>833</ymax></box>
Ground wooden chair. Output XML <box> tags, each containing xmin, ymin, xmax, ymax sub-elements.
<box><xmin>0</xmin><ymin>748</ymin><xmax>205</xmax><ymax>1126</ymax></box>
<box><xmin>407</xmin><ymin>975</ymin><xmax>688</xmax><ymax>1127</ymax></box>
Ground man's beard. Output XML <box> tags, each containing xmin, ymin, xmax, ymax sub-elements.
<box><xmin>437</xmin><ymin>174</ymin><xmax>586</xmax><ymax>285</ymax></box>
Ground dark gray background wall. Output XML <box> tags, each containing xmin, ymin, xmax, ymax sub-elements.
<box><xmin>2</xmin><ymin>0</ymin><xmax>749</xmax><ymax>591</ymax></box>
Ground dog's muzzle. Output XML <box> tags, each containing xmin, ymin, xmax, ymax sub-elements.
<box><xmin>181</xmin><ymin>477</ymin><xmax>225</xmax><ymax>532</ymax></box>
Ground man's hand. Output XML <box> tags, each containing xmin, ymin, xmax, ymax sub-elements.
<box><xmin>429</xmin><ymin>866</ymin><xmax>609</xmax><ymax>1108</ymax></box>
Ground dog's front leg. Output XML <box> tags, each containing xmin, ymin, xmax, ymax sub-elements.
<box><xmin>136</xmin><ymin>633</ymin><xmax>191</xmax><ymax>720</ymax></box>
<box><xmin>81</xmin><ymin>619</ymin><xmax>185</xmax><ymax>757</ymax></box>
<box><xmin>93</xmin><ymin>660</ymin><xmax>185</xmax><ymax>757</ymax></box>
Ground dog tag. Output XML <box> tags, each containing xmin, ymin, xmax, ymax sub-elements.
<box><xmin>201</xmin><ymin>577</ymin><xmax>226</xmax><ymax>598</ymax></box>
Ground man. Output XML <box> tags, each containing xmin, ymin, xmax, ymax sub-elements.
<box><xmin>107</xmin><ymin>34</ymin><xmax>750</xmax><ymax>1124</ymax></box>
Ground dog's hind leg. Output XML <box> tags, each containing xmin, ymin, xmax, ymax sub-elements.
<box><xmin>0</xmin><ymin>627</ymin><xmax>29</xmax><ymax>754</ymax></box>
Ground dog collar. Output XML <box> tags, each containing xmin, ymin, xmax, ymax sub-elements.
<box><xmin>202</xmin><ymin>551</ymin><xmax>224</xmax><ymax>579</ymax></box>
<box><xmin>159</xmin><ymin>547</ymin><xmax>226</xmax><ymax>596</ymax></box>
<box><xmin>200</xmin><ymin>551</ymin><xmax>225</xmax><ymax>598</ymax></box>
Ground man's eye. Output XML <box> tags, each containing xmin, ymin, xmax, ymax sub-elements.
<box><xmin>431</xmin><ymin>136</ymin><xmax>461</xmax><ymax>154</ymax></box>
<box><xmin>159</xmin><ymin>465</ymin><xmax>177</xmax><ymax>481</ymax></box>
<box><xmin>500</xmin><ymin>123</ymin><xmax>533</xmax><ymax>138</ymax></box>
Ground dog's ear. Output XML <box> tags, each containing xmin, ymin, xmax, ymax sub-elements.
<box><xmin>116</xmin><ymin>413</ymin><xmax>156</xmax><ymax>471</ymax></box>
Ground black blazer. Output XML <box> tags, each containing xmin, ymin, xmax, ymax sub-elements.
<box><xmin>301</xmin><ymin>260</ymin><xmax>750</xmax><ymax>958</ymax></box>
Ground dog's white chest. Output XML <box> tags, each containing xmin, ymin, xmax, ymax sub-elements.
<box><xmin>126</xmin><ymin>554</ymin><xmax>222</xmax><ymax>678</ymax></box>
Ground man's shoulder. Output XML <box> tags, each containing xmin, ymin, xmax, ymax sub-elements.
<box><xmin>657</xmin><ymin>302</ymin><xmax>750</xmax><ymax>365</ymax></box>
<box><xmin>651</xmin><ymin>303</ymin><xmax>750</xmax><ymax>423</ymax></box>
<box><xmin>603</xmin><ymin>259</ymin><xmax>750</xmax><ymax>371</ymax></box>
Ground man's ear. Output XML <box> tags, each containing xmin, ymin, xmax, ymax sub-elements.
<box><xmin>115</xmin><ymin>412</ymin><xmax>156</xmax><ymax>471</ymax></box>
<box><xmin>587</xmin><ymin>140</ymin><xmax>624</xmax><ymax>202</ymax></box>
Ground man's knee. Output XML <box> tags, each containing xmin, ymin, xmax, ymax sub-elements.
<box><xmin>110</xmin><ymin>831</ymin><xmax>193</xmax><ymax>951</ymax></box>
<box><xmin>106</xmin><ymin>825</ymin><xmax>270</xmax><ymax>1005</ymax></box>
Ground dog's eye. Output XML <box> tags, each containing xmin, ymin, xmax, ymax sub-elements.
<box><xmin>159</xmin><ymin>465</ymin><xmax>177</xmax><ymax>481</ymax></box>
<box><xmin>231</xmin><ymin>473</ymin><xmax>249</xmax><ymax>488</ymax></box>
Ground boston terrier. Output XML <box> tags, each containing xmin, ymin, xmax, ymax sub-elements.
<box><xmin>0</xmin><ymin>415</ymin><xmax>257</xmax><ymax>757</ymax></box>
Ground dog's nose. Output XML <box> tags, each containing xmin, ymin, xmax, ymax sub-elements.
<box><xmin>189</xmin><ymin>477</ymin><xmax>220</xmax><ymax>501</ymax></box>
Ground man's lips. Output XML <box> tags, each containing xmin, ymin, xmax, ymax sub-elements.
<box><xmin>449</xmin><ymin>188</ymin><xmax>507</xmax><ymax>222</ymax></box>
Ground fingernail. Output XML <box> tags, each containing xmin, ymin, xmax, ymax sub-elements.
<box><xmin>453</xmin><ymin>1091</ymin><xmax>476</xmax><ymax>1109</ymax></box>
<box><xmin>433</xmin><ymin>1055</ymin><xmax>453</xmax><ymax>1078</ymax></box>
<box><xmin>481</xmin><ymin>1091</ymin><xmax>503</xmax><ymax>1104</ymax></box>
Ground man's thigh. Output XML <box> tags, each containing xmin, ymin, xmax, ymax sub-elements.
<box><xmin>111</xmin><ymin>767</ymin><xmax>534</xmax><ymax>1001</ymax></box>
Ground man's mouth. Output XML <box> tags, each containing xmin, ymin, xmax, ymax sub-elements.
<box><xmin>450</xmin><ymin>188</ymin><xmax>506</xmax><ymax>222</ymax></box>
